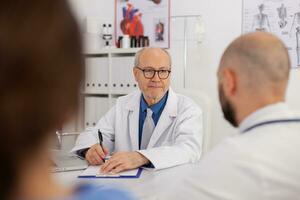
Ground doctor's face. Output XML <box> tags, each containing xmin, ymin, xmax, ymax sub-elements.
<box><xmin>134</xmin><ymin>48</ymin><xmax>171</xmax><ymax>104</ymax></box>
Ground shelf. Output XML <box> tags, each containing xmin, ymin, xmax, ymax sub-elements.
<box><xmin>81</xmin><ymin>92</ymin><xmax>109</xmax><ymax>96</ymax></box>
<box><xmin>81</xmin><ymin>91</ymin><xmax>134</xmax><ymax>96</ymax></box>
<box><xmin>79</xmin><ymin>47</ymin><xmax>140</xmax><ymax>132</ymax></box>
<box><xmin>84</xmin><ymin>47</ymin><xmax>142</xmax><ymax>56</ymax></box>
<box><xmin>110</xmin><ymin>92</ymin><xmax>132</xmax><ymax>96</ymax></box>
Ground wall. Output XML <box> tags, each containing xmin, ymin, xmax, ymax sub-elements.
<box><xmin>68</xmin><ymin>0</ymin><xmax>300</xmax><ymax>148</ymax></box>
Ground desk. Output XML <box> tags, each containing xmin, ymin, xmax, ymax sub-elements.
<box><xmin>54</xmin><ymin>163</ymin><xmax>202</xmax><ymax>200</ymax></box>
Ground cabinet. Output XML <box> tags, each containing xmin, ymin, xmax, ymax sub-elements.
<box><xmin>79</xmin><ymin>48</ymin><xmax>142</xmax><ymax>130</ymax></box>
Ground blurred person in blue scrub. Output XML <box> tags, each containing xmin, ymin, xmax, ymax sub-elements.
<box><xmin>0</xmin><ymin>1</ymin><xmax>136</xmax><ymax>200</ymax></box>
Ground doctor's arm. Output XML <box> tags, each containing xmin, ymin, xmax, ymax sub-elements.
<box><xmin>71</xmin><ymin>105</ymin><xmax>117</xmax><ymax>163</ymax></box>
<box><xmin>137</xmin><ymin>105</ymin><xmax>203</xmax><ymax>170</ymax></box>
<box><xmin>101</xmin><ymin>103</ymin><xmax>202</xmax><ymax>173</ymax></box>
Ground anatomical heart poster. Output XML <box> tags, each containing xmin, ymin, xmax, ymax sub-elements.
<box><xmin>115</xmin><ymin>0</ymin><xmax>170</xmax><ymax>48</ymax></box>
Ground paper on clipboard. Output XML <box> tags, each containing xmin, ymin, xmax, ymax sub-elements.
<box><xmin>78</xmin><ymin>165</ymin><xmax>142</xmax><ymax>178</ymax></box>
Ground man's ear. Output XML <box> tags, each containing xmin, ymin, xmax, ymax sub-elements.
<box><xmin>222</xmin><ymin>68</ymin><xmax>237</xmax><ymax>97</ymax></box>
<box><xmin>133</xmin><ymin>67</ymin><xmax>138</xmax><ymax>82</ymax></box>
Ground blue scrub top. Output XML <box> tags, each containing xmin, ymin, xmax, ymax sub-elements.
<box><xmin>73</xmin><ymin>184</ymin><xmax>137</xmax><ymax>200</ymax></box>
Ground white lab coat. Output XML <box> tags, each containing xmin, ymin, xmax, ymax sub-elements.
<box><xmin>183</xmin><ymin>103</ymin><xmax>300</xmax><ymax>200</ymax></box>
<box><xmin>72</xmin><ymin>88</ymin><xmax>203</xmax><ymax>170</ymax></box>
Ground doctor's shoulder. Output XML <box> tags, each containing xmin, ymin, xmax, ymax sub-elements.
<box><xmin>72</xmin><ymin>184</ymin><xmax>137</xmax><ymax>200</ymax></box>
<box><xmin>176</xmin><ymin>93</ymin><xmax>203</xmax><ymax>116</ymax></box>
<box><xmin>114</xmin><ymin>90</ymin><xmax>140</xmax><ymax>105</ymax></box>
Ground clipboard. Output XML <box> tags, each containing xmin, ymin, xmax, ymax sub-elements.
<box><xmin>78</xmin><ymin>165</ymin><xmax>143</xmax><ymax>179</ymax></box>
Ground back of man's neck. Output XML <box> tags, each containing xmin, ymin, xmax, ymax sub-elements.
<box><xmin>237</xmin><ymin>98</ymin><xmax>284</xmax><ymax>126</ymax></box>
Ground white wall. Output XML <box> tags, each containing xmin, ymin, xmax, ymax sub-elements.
<box><xmin>68</xmin><ymin>0</ymin><xmax>300</xmax><ymax>148</ymax></box>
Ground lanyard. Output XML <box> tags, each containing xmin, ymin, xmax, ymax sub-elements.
<box><xmin>242</xmin><ymin>119</ymin><xmax>300</xmax><ymax>133</ymax></box>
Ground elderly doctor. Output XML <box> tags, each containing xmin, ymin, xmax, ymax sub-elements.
<box><xmin>72</xmin><ymin>47</ymin><xmax>203</xmax><ymax>173</ymax></box>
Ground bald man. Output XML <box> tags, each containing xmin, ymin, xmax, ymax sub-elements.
<box><xmin>177</xmin><ymin>32</ymin><xmax>300</xmax><ymax>199</ymax></box>
<box><xmin>72</xmin><ymin>48</ymin><xmax>203</xmax><ymax>173</ymax></box>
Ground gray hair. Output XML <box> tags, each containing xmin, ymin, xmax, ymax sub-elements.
<box><xmin>134</xmin><ymin>47</ymin><xmax>172</xmax><ymax>67</ymax></box>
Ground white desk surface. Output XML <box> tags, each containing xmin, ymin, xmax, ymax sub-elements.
<box><xmin>54</xmin><ymin>162</ymin><xmax>202</xmax><ymax>200</ymax></box>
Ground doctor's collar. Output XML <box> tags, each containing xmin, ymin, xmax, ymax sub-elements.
<box><xmin>239</xmin><ymin>102</ymin><xmax>288</xmax><ymax>133</ymax></box>
<box><xmin>140</xmin><ymin>91</ymin><xmax>169</xmax><ymax>114</ymax></box>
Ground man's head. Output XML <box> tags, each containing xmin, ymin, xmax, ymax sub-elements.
<box><xmin>217</xmin><ymin>32</ymin><xmax>290</xmax><ymax>127</ymax></box>
<box><xmin>133</xmin><ymin>47</ymin><xmax>171</xmax><ymax>105</ymax></box>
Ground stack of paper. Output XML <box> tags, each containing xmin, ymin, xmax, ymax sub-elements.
<box><xmin>78</xmin><ymin>165</ymin><xmax>142</xmax><ymax>178</ymax></box>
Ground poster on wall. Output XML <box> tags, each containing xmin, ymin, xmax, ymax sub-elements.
<box><xmin>243</xmin><ymin>0</ymin><xmax>300</xmax><ymax>68</ymax></box>
<box><xmin>115</xmin><ymin>0</ymin><xmax>170</xmax><ymax>48</ymax></box>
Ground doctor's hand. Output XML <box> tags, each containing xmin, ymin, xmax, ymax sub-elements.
<box><xmin>100</xmin><ymin>151</ymin><xmax>149</xmax><ymax>174</ymax></box>
<box><xmin>85</xmin><ymin>144</ymin><xmax>109</xmax><ymax>165</ymax></box>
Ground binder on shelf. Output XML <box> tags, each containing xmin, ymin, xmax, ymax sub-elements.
<box><xmin>111</xmin><ymin>56</ymin><xmax>136</xmax><ymax>94</ymax></box>
<box><xmin>111</xmin><ymin>57</ymin><xmax>123</xmax><ymax>93</ymax></box>
<box><xmin>119</xmin><ymin>58</ymin><xmax>127</xmax><ymax>93</ymax></box>
<box><xmin>84</xmin><ymin>97</ymin><xmax>109</xmax><ymax>129</ymax></box>
<box><xmin>85</xmin><ymin>57</ymin><xmax>109</xmax><ymax>94</ymax></box>
<box><xmin>84</xmin><ymin>97</ymin><xmax>95</xmax><ymax>128</ymax></box>
<box><xmin>124</xmin><ymin>56</ymin><xmax>138</xmax><ymax>93</ymax></box>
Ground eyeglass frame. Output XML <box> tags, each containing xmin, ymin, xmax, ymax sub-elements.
<box><xmin>135</xmin><ymin>66</ymin><xmax>171</xmax><ymax>79</ymax></box>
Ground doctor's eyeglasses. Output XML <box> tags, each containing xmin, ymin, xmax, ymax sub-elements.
<box><xmin>136</xmin><ymin>66</ymin><xmax>171</xmax><ymax>79</ymax></box>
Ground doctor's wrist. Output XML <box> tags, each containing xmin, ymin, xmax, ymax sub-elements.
<box><xmin>77</xmin><ymin>148</ymin><xmax>89</xmax><ymax>158</ymax></box>
<box><xmin>134</xmin><ymin>151</ymin><xmax>150</xmax><ymax>166</ymax></box>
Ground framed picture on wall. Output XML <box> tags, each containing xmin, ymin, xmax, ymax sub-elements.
<box><xmin>115</xmin><ymin>0</ymin><xmax>170</xmax><ymax>48</ymax></box>
<box><xmin>242</xmin><ymin>0</ymin><xmax>300</xmax><ymax>68</ymax></box>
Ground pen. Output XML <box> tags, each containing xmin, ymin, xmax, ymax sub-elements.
<box><xmin>98</xmin><ymin>129</ymin><xmax>109</xmax><ymax>161</ymax></box>
<box><xmin>98</xmin><ymin>129</ymin><xmax>103</xmax><ymax>147</ymax></box>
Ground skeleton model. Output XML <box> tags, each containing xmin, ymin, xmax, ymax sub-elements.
<box><xmin>252</xmin><ymin>4</ymin><xmax>271</xmax><ymax>32</ymax></box>
<box><xmin>290</xmin><ymin>8</ymin><xmax>300</xmax><ymax>66</ymax></box>
<box><xmin>277</xmin><ymin>4</ymin><xmax>287</xmax><ymax>29</ymax></box>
